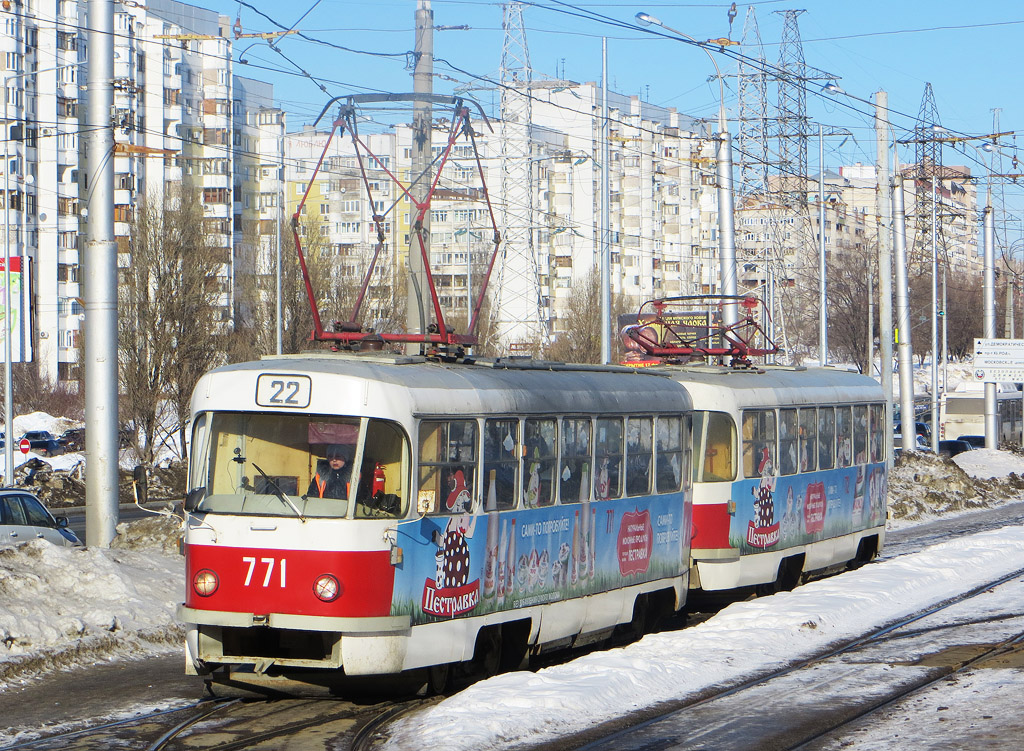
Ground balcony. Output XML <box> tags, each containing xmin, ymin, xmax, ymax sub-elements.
<box><xmin>201</xmin><ymin>173</ymin><xmax>230</xmax><ymax>189</ymax></box>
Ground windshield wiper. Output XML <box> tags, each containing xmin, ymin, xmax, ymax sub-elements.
<box><xmin>252</xmin><ymin>462</ymin><xmax>307</xmax><ymax>522</ymax></box>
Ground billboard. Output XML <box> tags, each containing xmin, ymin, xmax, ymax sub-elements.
<box><xmin>0</xmin><ymin>257</ymin><xmax>31</xmax><ymax>363</ymax></box>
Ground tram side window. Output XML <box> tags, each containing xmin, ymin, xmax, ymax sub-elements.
<box><xmin>523</xmin><ymin>418</ymin><xmax>556</xmax><ymax>508</ymax></box>
<box><xmin>742</xmin><ymin>409</ymin><xmax>777</xmax><ymax>478</ymax></box>
<box><xmin>818</xmin><ymin>407</ymin><xmax>835</xmax><ymax>470</ymax></box>
<box><xmin>656</xmin><ymin>415</ymin><xmax>684</xmax><ymax>493</ymax></box>
<box><xmin>559</xmin><ymin>418</ymin><xmax>592</xmax><ymax>503</ymax></box>
<box><xmin>853</xmin><ymin>405</ymin><xmax>868</xmax><ymax>464</ymax></box>
<box><xmin>484</xmin><ymin>419</ymin><xmax>519</xmax><ymax>510</ymax></box>
<box><xmin>869</xmin><ymin>403</ymin><xmax>885</xmax><ymax>463</ymax></box>
<box><xmin>693</xmin><ymin>410</ymin><xmax>736</xmax><ymax>483</ymax></box>
<box><xmin>595</xmin><ymin>417</ymin><xmax>623</xmax><ymax>500</ymax></box>
<box><xmin>836</xmin><ymin>406</ymin><xmax>853</xmax><ymax>468</ymax></box>
<box><xmin>354</xmin><ymin>419</ymin><xmax>407</xmax><ymax>518</ymax></box>
<box><xmin>778</xmin><ymin>409</ymin><xmax>799</xmax><ymax>476</ymax></box>
<box><xmin>418</xmin><ymin>420</ymin><xmax>478</xmax><ymax>515</ymax></box>
<box><xmin>798</xmin><ymin>408</ymin><xmax>816</xmax><ymax>472</ymax></box>
<box><xmin>626</xmin><ymin>417</ymin><xmax>653</xmax><ymax>497</ymax></box>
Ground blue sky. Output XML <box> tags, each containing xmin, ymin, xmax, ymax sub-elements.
<box><xmin>220</xmin><ymin>1</ymin><xmax>1024</xmax><ymax>231</ymax></box>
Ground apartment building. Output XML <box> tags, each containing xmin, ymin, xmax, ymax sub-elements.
<box><xmin>1</xmin><ymin>0</ymin><xmax>279</xmax><ymax>386</ymax></box>
<box><xmin>274</xmin><ymin>85</ymin><xmax>722</xmax><ymax>348</ymax></box>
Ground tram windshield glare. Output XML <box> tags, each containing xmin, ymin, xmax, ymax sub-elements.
<box><xmin>188</xmin><ymin>412</ymin><xmax>408</xmax><ymax>519</ymax></box>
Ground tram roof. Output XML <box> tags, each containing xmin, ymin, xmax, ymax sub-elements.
<box><xmin>194</xmin><ymin>351</ymin><xmax>692</xmax><ymax>418</ymax></box>
<box><xmin>652</xmin><ymin>364</ymin><xmax>882</xmax><ymax>409</ymax></box>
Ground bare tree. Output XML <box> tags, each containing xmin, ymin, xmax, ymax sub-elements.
<box><xmin>231</xmin><ymin>215</ymin><xmax>408</xmax><ymax>358</ymax></box>
<box><xmin>119</xmin><ymin>185</ymin><xmax>221</xmax><ymax>466</ymax></box>
<box><xmin>943</xmin><ymin>272</ymin><xmax>984</xmax><ymax>361</ymax></box>
<box><xmin>545</xmin><ymin>266</ymin><xmax>630</xmax><ymax>364</ymax></box>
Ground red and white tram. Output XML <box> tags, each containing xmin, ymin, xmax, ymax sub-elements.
<box><xmin>178</xmin><ymin>353</ymin><xmax>693</xmax><ymax>687</ymax></box>
<box><xmin>668</xmin><ymin>365</ymin><xmax>887</xmax><ymax>595</ymax></box>
<box><xmin>620</xmin><ymin>296</ymin><xmax>888</xmax><ymax>597</ymax></box>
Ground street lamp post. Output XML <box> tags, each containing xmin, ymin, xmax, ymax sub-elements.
<box><xmin>635</xmin><ymin>12</ymin><xmax>737</xmax><ymax>325</ymax></box>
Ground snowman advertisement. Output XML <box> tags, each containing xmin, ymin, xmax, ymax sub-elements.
<box><xmin>421</xmin><ymin>470</ymin><xmax>480</xmax><ymax>618</ymax></box>
<box><xmin>746</xmin><ymin>447</ymin><xmax>781</xmax><ymax>549</ymax></box>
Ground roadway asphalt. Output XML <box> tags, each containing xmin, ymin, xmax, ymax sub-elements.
<box><xmin>60</xmin><ymin>502</ymin><xmax>179</xmax><ymax>542</ymax></box>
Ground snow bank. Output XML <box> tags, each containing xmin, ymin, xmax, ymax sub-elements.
<box><xmin>954</xmin><ymin>447</ymin><xmax>1024</xmax><ymax>480</ymax></box>
<box><xmin>0</xmin><ymin>525</ymin><xmax>183</xmax><ymax>688</ymax></box>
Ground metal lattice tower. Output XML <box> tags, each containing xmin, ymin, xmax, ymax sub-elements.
<box><xmin>912</xmin><ymin>83</ymin><xmax>944</xmax><ymax>263</ymax></box>
<box><xmin>774</xmin><ymin>10</ymin><xmax>810</xmax><ymax>205</ymax></box>
<box><xmin>737</xmin><ymin>6</ymin><xmax>770</xmax><ymax>199</ymax></box>
<box><xmin>494</xmin><ymin>1</ymin><xmax>546</xmax><ymax>351</ymax></box>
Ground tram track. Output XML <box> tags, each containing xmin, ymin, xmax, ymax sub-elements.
<box><xmin>788</xmin><ymin>627</ymin><xmax>1024</xmax><ymax>751</ymax></box>
<box><xmin>561</xmin><ymin>565</ymin><xmax>1024</xmax><ymax>751</ymax></box>
<box><xmin>0</xmin><ymin>694</ymin><xmax>404</xmax><ymax>751</ymax></box>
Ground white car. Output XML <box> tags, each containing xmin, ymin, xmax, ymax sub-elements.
<box><xmin>0</xmin><ymin>490</ymin><xmax>82</xmax><ymax>547</ymax></box>
<box><xmin>893</xmin><ymin>433</ymin><xmax>932</xmax><ymax>457</ymax></box>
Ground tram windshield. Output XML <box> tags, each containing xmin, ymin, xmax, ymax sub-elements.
<box><xmin>187</xmin><ymin>412</ymin><xmax>409</xmax><ymax>519</ymax></box>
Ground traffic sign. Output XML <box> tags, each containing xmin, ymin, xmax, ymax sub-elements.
<box><xmin>973</xmin><ymin>338</ymin><xmax>1024</xmax><ymax>382</ymax></box>
<box><xmin>19</xmin><ymin>438</ymin><xmax>29</xmax><ymax>454</ymax></box>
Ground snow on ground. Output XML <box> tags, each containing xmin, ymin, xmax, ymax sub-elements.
<box><xmin>0</xmin><ymin>413</ymin><xmax>83</xmax><ymax>478</ymax></box>
<box><xmin>954</xmin><ymin>447</ymin><xmax>1024</xmax><ymax>479</ymax></box>
<box><xmin>0</xmin><ymin>519</ymin><xmax>184</xmax><ymax>690</ymax></box>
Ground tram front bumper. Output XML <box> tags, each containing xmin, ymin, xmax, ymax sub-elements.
<box><xmin>178</xmin><ymin>605</ymin><xmax>412</xmax><ymax>675</ymax></box>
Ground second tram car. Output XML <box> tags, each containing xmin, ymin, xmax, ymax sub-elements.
<box><xmin>178</xmin><ymin>353</ymin><xmax>694</xmax><ymax>686</ymax></box>
<box><xmin>665</xmin><ymin>365</ymin><xmax>887</xmax><ymax>595</ymax></box>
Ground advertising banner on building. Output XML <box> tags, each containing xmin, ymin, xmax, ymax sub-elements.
<box><xmin>0</xmin><ymin>257</ymin><xmax>31</xmax><ymax>363</ymax></box>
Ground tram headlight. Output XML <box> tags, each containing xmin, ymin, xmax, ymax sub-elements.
<box><xmin>313</xmin><ymin>574</ymin><xmax>342</xmax><ymax>602</ymax></box>
<box><xmin>193</xmin><ymin>569</ymin><xmax>219</xmax><ymax>597</ymax></box>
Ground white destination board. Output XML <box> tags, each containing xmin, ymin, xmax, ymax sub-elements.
<box><xmin>973</xmin><ymin>339</ymin><xmax>1024</xmax><ymax>382</ymax></box>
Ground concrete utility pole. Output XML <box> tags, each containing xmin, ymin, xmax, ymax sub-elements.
<box><xmin>867</xmin><ymin>276</ymin><xmax>874</xmax><ymax>377</ymax></box>
<box><xmin>984</xmin><ymin>205</ymin><xmax>997</xmax><ymax>447</ymax></box>
<box><xmin>893</xmin><ymin>176</ymin><xmax>916</xmax><ymax>454</ymax></box>
<box><xmin>600</xmin><ymin>38</ymin><xmax>612</xmax><ymax>364</ymax></box>
<box><xmin>875</xmin><ymin>91</ymin><xmax>894</xmax><ymax>466</ymax></box>
<box><xmin>930</xmin><ymin>178</ymin><xmax>939</xmax><ymax>452</ymax></box>
<box><xmin>818</xmin><ymin>123</ymin><xmax>827</xmax><ymax>365</ymax></box>
<box><xmin>84</xmin><ymin>0</ymin><xmax>120</xmax><ymax>547</ymax></box>
<box><xmin>717</xmin><ymin>119</ymin><xmax>738</xmax><ymax>325</ymax></box>
<box><xmin>942</xmin><ymin>270</ymin><xmax>948</xmax><ymax>394</ymax></box>
<box><xmin>406</xmin><ymin>0</ymin><xmax>433</xmax><ymax>352</ymax></box>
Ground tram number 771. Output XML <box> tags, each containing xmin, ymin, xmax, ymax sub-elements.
<box><xmin>242</xmin><ymin>556</ymin><xmax>287</xmax><ymax>587</ymax></box>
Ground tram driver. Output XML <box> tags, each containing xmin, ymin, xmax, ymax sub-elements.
<box><xmin>308</xmin><ymin>444</ymin><xmax>352</xmax><ymax>499</ymax></box>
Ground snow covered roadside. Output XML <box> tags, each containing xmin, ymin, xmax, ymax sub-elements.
<box><xmin>0</xmin><ymin>522</ymin><xmax>183</xmax><ymax>689</ymax></box>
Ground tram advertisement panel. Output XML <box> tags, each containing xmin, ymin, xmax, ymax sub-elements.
<box><xmin>731</xmin><ymin>463</ymin><xmax>887</xmax><ymax>553</ymax></box>
<box><xmin>389</xmin><ymin>495</ymin><xmax>686</xmax><ymax>625</ymax></box>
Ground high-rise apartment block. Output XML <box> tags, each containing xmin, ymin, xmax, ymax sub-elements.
<box><xmin>274</xmin><ymin>83</ymin><xmax>725</xmax><ymax>350</ymax></box>
<box><xmin>2</xmin><ymin>0</ymin><xmax>285</xmax><ymax>386</ymax></box>
<box><xmin>2</xmin><ymin>2</ymin><xmax>984</xmax><ymax>386</ymax></box>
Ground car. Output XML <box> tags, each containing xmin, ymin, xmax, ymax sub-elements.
<box><xmin>58</xmin><ymin>427</ymin><xmax>85</xmax><ymax>452</ymax></box>
<box><xmin>0</xmin><ymin>489</ymin><xmax>81</xmax><ymax>547</ymax></box>
<box><xmin>893</xmin><ymin>433</ymin><xmax>932</xmax><ymax>458</ymax></box>
<box><xmin>958</xmin><ymin>435</ymin><xmax>987</xmax><ymax>449</ymax></box>
<box><xmin>938</xmin><ymin>439</ymin><xmax>974</xmax><ymax>458</ymax></box>
<box><xmin>894</xmin><ymin>421</ymin><xmax>931</xmax><ymax>442</ymax></box>
<box><xmin>17</xmin><ymin>430</ymin><xmax>62</xmax><ymax>456</ymax></box>
<box><xmin>55</xmin><ymin>427</ymin><xmax>132</xmax><ymax>452</ymax></box>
